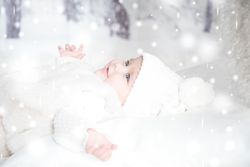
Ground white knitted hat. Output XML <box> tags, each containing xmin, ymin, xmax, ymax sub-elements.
<box><xmin>122</xmin><ymin>52</ymin><xmax>183</xmax><ymax>116</ymax></box>
<box><xmin>122</xmin><ymin>52</ymin><xmax>214</xmax><ymax>116</ymax></box>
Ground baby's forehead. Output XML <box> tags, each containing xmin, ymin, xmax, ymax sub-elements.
<box><xmin>128</xmin><ymin>57</ymin><xmax>143</xmax><ymax>86</ymax></box>
<box><xmin>130</xmin><ymin>56</ymin><xmax>142</xmax><ymax>65</ymax></box>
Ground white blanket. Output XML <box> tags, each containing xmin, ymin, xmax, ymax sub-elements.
<box><xmin>2</xmin><ymin>111</ymin><xmax>250</xmax><ymax>167</ymax></box>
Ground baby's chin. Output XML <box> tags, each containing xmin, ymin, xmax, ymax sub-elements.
<box><xmin>93</xmin><ymin>74</ymin><xmax>120</xmax><ymax>104</ymax></box>
<box><xmin>101</xmin><ymin>81</ymin><xmax>122</xmax><ymax>111</ymax></box>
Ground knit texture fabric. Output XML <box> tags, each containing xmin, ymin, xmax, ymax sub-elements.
<box><xmin>122</xmin><ymin>52</ymin><xmax>183</xmax><ymax>117</ymax></box>
<box><xmin>122</xmin><ymin>52</ymin><xmax>214</xmax><ymax>116</ymax></box>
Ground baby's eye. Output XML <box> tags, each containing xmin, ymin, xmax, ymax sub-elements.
<box><xmin>124</xmin><ymin>60</ymin><xmax>130</xmax><ymax>66</ymax></box>
<box><xmin>125</xmin><ymin>73</ymin><xmax>130</xmax><ymax>83</ymax></box>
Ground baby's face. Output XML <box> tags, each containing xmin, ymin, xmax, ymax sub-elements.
<box><xmin>95</xmin><ymin>56</ymin><xmax>142</xmax><ymax>105</ymax></box>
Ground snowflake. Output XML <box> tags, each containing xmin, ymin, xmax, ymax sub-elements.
<box><xmin>152</xmin><ymin>24</ymin><xmax>158</xmax><ymax>30</ymax></box>
<box><xmin>180</xmin><ymin>33</ymin><xmax>196</xmax><ymax>50</ymax></box>
<box><xmin>232</xmin><ymin>74</ymin><xmax>239</xmax><ymax>81</ymax></box>
<box><xmin>53</xmin><ymin>27</ymin><xmax>57</xmax><ymax>33</ymax></box>
<box><xmin>19</xmin><ymin>31</ymin><xmax>24</xmax><ymax>38</ymax></box>
<box><xmin>23</xmin><ymin>0</ymin><xmax>31</xmax><ymax>8</ymax></box>
<box><xmin>235</xmin><ymin>20</ymin><xmax>238</xmax><ymax>29</ymax></box>
<box><xmin>14</xmin><ymin>21</ymin><xmax>20</xmax><ymax>28</ymax></box>
<box><xmin>227</xmin><ymin>50</ymin><xmax>232</xmax><ymax>55</ymax></box>
<box><xmin>210</xmin><ymin>128</ymin><xmax>215</xmax><ymax>133</ymax></box>
<box><xmin>33</xmin><ymin>18</ymin><xmax>39</xmax><ymax>24</ymax></box>
<box><xmin>179</xmin><ymin>62</ymin><xmax>183</xmax><ymax>67</ymax></box>
<box><xmin>209</xmin><ymin>157</ymin><xmax>220</xmax><ymax>167</ymax></box>
<box><xmin>27</xmin><ymin>115</ymin><xmax>32</xmax><ymax>119</ymax></box>
<box><xmin>29</xmin><ymin>121</ymin><xmax>37</xmax><ymax>128</ymax></box>
<box><xmin>8</xmin><ymin>44</ymin><xmax>14</xmax><ymax>50</ymax></box>
<box><xmin>57</xmin><ymin>6</ymin><xmax>64</xmax><ymax>14</ymax></box>
<box><xmin>27</xmin><ymin>139</ymin><xmax>46</xmax><ymax>156</ymax></box>
<box><xmin>192</xmin><ymin>56</ymin><xmax>199</xmax><ymax>63</ymax></box>
<box><xmin>136</xmin><ymin>21</ymin><xmax>142</xmax><ymax>27</ymax></box>
<box><xmin>222</xmin><ymin>109</ymin><xmax>228</xmax><ymax>115</ymax></box>
<box><xmin>176</xmin><ymin>12</ymin><xmax>181</xmax><ymax>19</ymax></box>
<box><xmin>0</xmin><ymin>106</ymin><xmax>6</xmax><ymax>116</ymax></box>
<box><xmin>186</xmin><ymin>140</ymin><xmax>201</xmax><ymax>155</ymax></box>
<box><xmin>1</xmin><ymin>7</ymin><xmax>5</xmax><ymax>15</ymax></box>
<box><xmin>1</xmin><ymin>63</ymin><xmax>7</xmax><ymax>69</ymax></box>
<box><xmin>132</xmin><ymin>3</ymin><xmax>138</xmax><ymax>9</ymax></box>
<box><xmin>225</xmin><ymin>126</ymin><xmax>233</xmax><ymax>132</ymax></box>
<box><xmin>151</xmin><ymin>41</ymin><xmax>157</xmax><ymax>47</ymax></box>
<box><xmin>19</xmin><ymin>102</ymin><xmax>24</xmax><ymax>108</ymax></box>
<box><xmin>11</xmin><ymin>126</ymin><xmax>17</xmax><ymax>132</ymax></box>
<box><xmin>209</xmin><ymin>78</ymin><xmax>215</xmax><ymax>84</ymax></box>
<box><xmin>90</xmin><ymin>22</ymin><xmax>98</xmax><ymax>31</ymax></box>
<box><xmin>224</xmin><ymin>140</ymin><xmax>235</xmax><ymax>151</ymax></box>
<box><xmin>137</xmin><ymin>48</ymin><xmax>143</xmax><ymax>54</ymax></box>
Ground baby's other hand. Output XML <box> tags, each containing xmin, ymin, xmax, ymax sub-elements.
<box><xmin>58</xmin><ymin>44</ymin><xmax>85</xmax><ymax>60</ymax></box>
<box><xmin>85</xmin><ymin>128</ymin><xmax>117</xmax><ymax>161</ymax></box>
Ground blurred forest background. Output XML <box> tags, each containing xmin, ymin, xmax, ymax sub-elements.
<box><xmin>0</xmin><ymin>0</ymin><xmax>249</xmax><ymax>108</ymax></box>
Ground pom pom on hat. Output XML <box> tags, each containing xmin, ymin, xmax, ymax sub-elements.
<box><xmin>122</xmin><ymin>52</ymin><xmax>215</xmax><ymax>117</ymax></box>
<box><xmin>178</xmin><ymin>77</ymin><xmax>215</xmax><ymax>109</ymax></box>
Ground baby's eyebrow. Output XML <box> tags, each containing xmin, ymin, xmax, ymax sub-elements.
<box><xmin>129</xmin><ymin>58</ymin><xmax>134</xmax><ymax>64</ymax></box>
<box><xmin>125</xmin><ymin>59</ymin><xmax>132</xmax><ymax>66</ymax></box>
<box><xmin>129</xmin><ymin>59</ymin><xmax>137</xmax><ymax>80</ymax></box>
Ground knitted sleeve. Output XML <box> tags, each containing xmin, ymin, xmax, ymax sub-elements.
<box><xmin>52</xmin><ymin>92</ymin><xmax>106</xmax><ymax>152</ymax></box>
<box><xmin>52</xmin><ymin>109</ymin><xmax>89</xmax><ymax>152</ymax></box>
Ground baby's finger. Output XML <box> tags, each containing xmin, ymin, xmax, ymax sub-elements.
<box><xmin>77</xmin><ymin>44</ymin><xmax>84</xmax><ymax>52</ymax></box>
<box><xmin>86</xmin><ymin>146</ymin><xmax>96</xmax><ymax>154</ymax></box>
<box><xmin>86</xmin><ymin>144</ymin><xmax>98</xmax><ymax>154</ymax></box>
<box><xmin>92</xmin><ymin>145</ymin><xmax>107</xmax><ymax>157</ymax></box>
<box><xmin>71</xmin><ymin>45</ymin><xmax>76</xmax><ymax>51</ymax></box>
<box><xmin>78</xmin><ymin>53</ymin><xmax>85</xmax><ymax>59</ymax></box>
<box><xmin>100</xmin><ymin>150</ymin><xmax>112</xmax><ymax>161</ymax></box>
<box><xmin>58</xmin><ymin>46</ymin><xmax>65</xmax><ymax>56</ymax></box>
<box><xmin>65</xmin><ymin>44</ymin><xmax>70</xmax><ymax>51</ymax></box>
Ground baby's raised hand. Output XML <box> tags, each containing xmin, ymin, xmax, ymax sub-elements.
<box><xmin>58</xmin><ymin>44</ymin><xmax>85</xmax><ymax>60</ymax></box>
<box><xmin>85</xmin><ymin>128</ymin><xmax>117</xmax><ymax>161</ymax></box>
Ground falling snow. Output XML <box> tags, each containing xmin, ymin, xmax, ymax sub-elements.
<box><xmin>0</xmin><ymin>0</ymin><xmax>249</xmax><ymax>167</ymax></box>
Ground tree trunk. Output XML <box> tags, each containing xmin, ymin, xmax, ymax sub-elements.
<box><xmin>4</xmin><ymin>0</ymin><xmax>22</xmax><ymax>38</ymax></box>
<box><xmin>217</xmin><ymin>0</ymin><xmax>250</xmax><ymax>107</ymax></box>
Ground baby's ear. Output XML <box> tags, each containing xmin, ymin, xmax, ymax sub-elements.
<box><xmin>179</xmin><ymin>77</ymin><xmax>215</xmax><ymax>109</ymax></box>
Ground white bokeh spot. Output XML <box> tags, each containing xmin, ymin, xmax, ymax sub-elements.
<box><xmin>186</xmin><ymin>140</ymin><xmax>201</xmax><ymax>155</ymax></box>
<box><xmin>180</xmin><ymin>33</ymin><xmax>196</xmax><ymax>50</ymax></box>
<box><xmin>224</xmin><ymin>140</ymin><xmax>235</xmax><ymax>151</ymax></box>
<box><xmin>27</xmin><ymin>139</ymin><xmax>46</xmax><ymax>156</ymax></box>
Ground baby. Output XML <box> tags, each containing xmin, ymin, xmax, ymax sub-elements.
<box><xmin>0</xmin><ymin>44</ymin><xmax>214</xmax><ymax>161</ymax></box>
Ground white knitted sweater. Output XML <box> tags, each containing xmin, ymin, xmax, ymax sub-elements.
<box><xmin>3</xmin><ymin>60</ymin><xmax>121</xmax><ymax>153</ymax></box>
